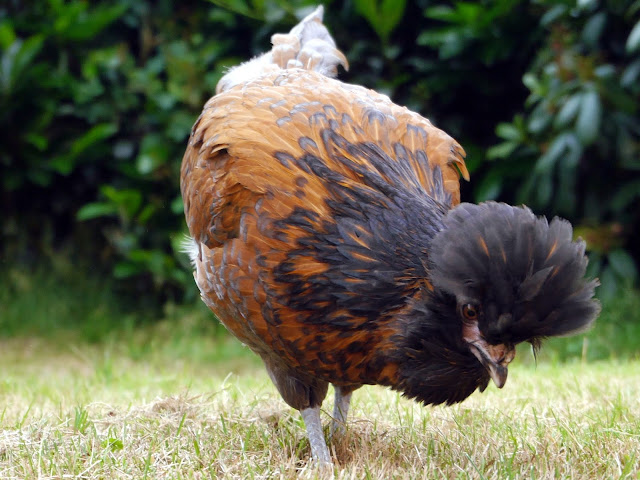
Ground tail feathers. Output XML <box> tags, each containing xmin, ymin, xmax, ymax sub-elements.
<box><xmin>216</xmin><ymin>6</ymin><xmax>348</xmax><ymax>94</ymax></box>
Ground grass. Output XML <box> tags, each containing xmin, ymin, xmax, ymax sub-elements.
<box><xmin>0</xmin><ymin>325</ymin><xmax>639</xmax><ymax>479</ymax></box>
<box><xmin>0</xmin><ymin>263</ymin><xmax>639</xmax><ymax>478</ymax></box>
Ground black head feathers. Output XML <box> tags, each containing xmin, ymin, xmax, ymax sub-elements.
<box><xmin>428</xmin><ymin>202</ymin><xmax>600</xmax><ymax>345</ymax></box>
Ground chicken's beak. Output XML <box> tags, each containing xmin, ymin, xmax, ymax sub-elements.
<box><xmin>468</xmin><ymin>342</ymin><xmax>516</xmax><ymax>388</ymax></box>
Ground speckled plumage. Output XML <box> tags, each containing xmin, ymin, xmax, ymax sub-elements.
<box><xmin>180</xmin><ymin>8</ymin><xmax>599</xmax><ymax>464</ymax></box>
<box><xmin>181</xmin><ymin>68</ymin><xmax>473</xmax><ymax>394</ymax></box>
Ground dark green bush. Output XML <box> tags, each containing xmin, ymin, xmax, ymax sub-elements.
<box><xmin>1</xmin><ymin>0</ymin><xmax>247</xmax><ymax>301</ymax></box>
<box><xmin>486</xmin><ymin>0</ymin><xmax>640</xmax><ymax>298</ymax></box>
<box><xmin>1</xmin><ymin>0</ymin><xmax>638</xmax><ymax>309</ymax></box>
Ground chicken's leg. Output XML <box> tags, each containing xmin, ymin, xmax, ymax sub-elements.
<box><xmin>301</xmin><ymin>407</ymin><xmax>331</xmax><ymax>464</ymax></box>
<box><xmin>330</xmin><ymin>386</ymin><xmax>353</xmax><ymax>437</ymax></box>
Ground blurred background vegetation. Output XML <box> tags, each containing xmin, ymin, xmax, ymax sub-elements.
<box><xmin>1</xmin><ymin>0</ymin><xmax>638</xmax><ymax>359</ymax></box>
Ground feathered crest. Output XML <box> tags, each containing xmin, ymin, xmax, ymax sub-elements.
<box><xmin>216</xmin><ymin>6</ymin><xmax>348</xmax><ymax>94</ymax></box>
<box><xmin>428</xmin><ymin>202</ymin><xmax>600</xmax><ymax>343</ymax></box>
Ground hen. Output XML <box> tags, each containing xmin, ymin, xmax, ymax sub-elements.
<box><xmin>181</xmin><ymin>7</ymin><xmax>599</xmax><ymax>464</ymax></box>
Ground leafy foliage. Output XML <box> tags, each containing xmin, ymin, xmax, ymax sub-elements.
<box><xmin>1</xmin><ymin>0</ymin><xmax>248</xmax><ymax>300</ymax></box>
<box><xmin>487</xmin><ymin>0</ymin><xmax>640</xmax><ymax>298</ymax></box>
<box><xmin>1</xmin><ymin>0</ymin><xmax>638</xmax><ymax>308</ymax></box>
<box><xmin>354</xmin><ymin>0</ymin><xmax>407</xmax><ymax>43</ymax></box>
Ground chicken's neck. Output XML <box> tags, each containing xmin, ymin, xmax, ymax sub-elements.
<box><xmin>349</xmin><ymin>198</ymin><xmax>492</xmax><ymax>405</ymax></box>
<box><xmin>272</xmin><ymin>168</ymin><xmax>479</xmax><ymax>395</ymax></box>
<box><xmin>375</xmin><ymin>286</ymin><xmax>490</xmax><ymax>406</ymax></box>
<box><xmin>313</xmin><ymin>189</ymin><xmax>490</xmax><ymax>402</ymax></box>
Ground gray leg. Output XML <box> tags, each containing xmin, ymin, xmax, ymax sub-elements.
<box><xmin>301</xmin><ymin>407</ymin><xmax>331</xmax><ymax>464</ymax></box>
<box><xmin>330</xmin><ymin>386</ymin><xmax>353</xmax><ymax>437</ymax></box>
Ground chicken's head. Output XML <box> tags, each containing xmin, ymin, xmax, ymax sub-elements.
<box><xmin>428</xmin><ymin>202</ymin><xmax>600</xmax><ymax>388</ymax></box>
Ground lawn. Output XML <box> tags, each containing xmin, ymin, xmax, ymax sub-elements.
<box><xmin>0</xmin><ymin>327</ymin><xmax>638</xmax><ymax>479</ymax></box>
<box><xmin>1</xmin><ymin>267</ymin><xmax>638</xmax><ymax>478</ymax></box>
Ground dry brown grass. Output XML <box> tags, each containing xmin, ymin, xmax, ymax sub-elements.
<box><xmin>0</xmin><ymin>337</ymin><xmax>638</xmax><ymax>479</ymax></box>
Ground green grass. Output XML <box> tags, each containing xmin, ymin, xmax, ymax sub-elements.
<box><xmin>0</xmin><ymin>263</ymin><xmax>639</xmax><ymax>478</ymax></box>
<box><xmin>0</xmin><ymin>335</ymin><xmax>638</xmax><ymax>479</ymax></box>
<box><xmin>0</xmin><ymin>261</ymin><xmax>138</xmax><ymax>341</ymax></box>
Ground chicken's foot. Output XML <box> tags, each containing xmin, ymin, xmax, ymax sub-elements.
<box><xmin>300</xmin><ymin>406</ymin><xmax>331</xmax><ymax>464</ymax></box>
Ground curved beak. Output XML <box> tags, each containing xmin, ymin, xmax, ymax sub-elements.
<box><xmin>468</xmin><ymin>342</ymin><xmax>516</xmax><ymax>388</ymax></box>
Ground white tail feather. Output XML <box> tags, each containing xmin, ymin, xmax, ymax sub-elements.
<box><xmin>181</xmin><ymin>235</ymin><xmax>200</xmax><ymax>267</ymax></box>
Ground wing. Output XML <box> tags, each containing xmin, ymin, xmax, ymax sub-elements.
<box><xmin>180</xmin><ymin>69</ymin><xmax>468</xmax><ymax>384</ymax></box>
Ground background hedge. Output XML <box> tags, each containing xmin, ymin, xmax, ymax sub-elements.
<box><xmin>1</xmin><ymin>0</ymin><xmax>638</xmax><ymax>308</ymax></box>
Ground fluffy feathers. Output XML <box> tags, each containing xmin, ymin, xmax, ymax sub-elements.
<box><xmin>180</xmin><ymin>9</ymin><xmax>599</xmax><ymax>464</ymax></box>
<box><xmin>429</xmin><ymin>202</ymin><xmax>600</xmax><ymax>346</ymax></box>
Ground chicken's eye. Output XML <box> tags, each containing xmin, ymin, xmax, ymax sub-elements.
<box><xmin>462</xmin><ymin>304</ymin><xmax>479</xmax><ymax>321</ymax></box>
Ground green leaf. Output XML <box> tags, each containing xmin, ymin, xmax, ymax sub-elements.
<box><xmin>55</xmin><ymin>3</ymin><xmax>128</xmax><ymax>41</ymax></box>
<box><xmin>487</xmin><ymin>141</ymin><xmax>519</xmax><ymax>160</ymax></box>
<box><xmin>594</xmin><ymin>64</ymin><xmax>615</xmax><ymax>79</ymax></box>
<box><xmin>380</xmin><ymin>0</ymin><xmax>407</xmax><ymax>40</ymax></box>
<box><xmin>626</xmin><ymin>19</ymin><xmax>640</xmax><ymax>54</ymax></box>
<box><xmin>68</xmin><ymin>123</ymin><xmax>118</xmax><ymax>161</ymax></box>
<box><xmin>416</xmin><ymin>30</ymin><xmax>445</xmax><ymax>47</ymax></box>
<box><xmin>535</xmin><ymin>133</ymin><xmax>582</xmax><ymax>175</ymax></box>
<box><xmin>423</xmin><ymin>6</ymin><xmax>456</xmax><ymax>22</ymax></box>
<box><xmin>557</xmin><ymin>152</ymin><xmax>578</xmax><ymax>215</ymax></box>
<box><xmin>438</xmin><ymin>34</ymin><xmax>467</xmax><ymax>59</ymax></box>
<box><xmin>76</xmin><ymin>202</ymin><xmax>118</xmax><ymax>221</ymax></box>
<box><xmin>102</xmin><ymin>437</ymin><xmax>124</xmax><ymax>451</ymax></box>
<box><xmin>113</xmin><ymin>262</ymin><xmax>143</xmax><ymax>279</ymax></box>
<box><xmin>575</xmin><ymin>90</ymin><xmax>601</xmax><ymax>145</ymax></box>
<box><xmin>354</xmin><ymin>0</ymin><xmax>406</xmax><ymax>42</ymax></box>
<box><xmin>129</xmin><ymin>249</ymin><xmax>168</xmax><ymax>275</ymax></box>
<box><xmin>49</xmin><ymin>155</ymin><xmax>75</xmax><ymax>175</ymax></box>
<box><xmin>496</xmin><ymin>123</ymin><xmax>522</xmax><ymax>141</ymax></box>
<box><xmin>100</xmin><ymin>187</ymin><xmax>142</xmax><ymax>219</ymax></box>
<box><xmin>621</xmin><ymin>59</ymin><xmax>640</xmax><ymax>88</ymax></box>
<box><xmin>577</xmin><ymin>0</ymin><xmax>597</xmax><ymax>10</ymax></box>
<box><xmin>136</xmin><ymin>133</ymin><xmax>169</xmax><ymax>175</ymax></box>
<box><xmin>582</xmin><ymin>12</ymin><xmax>606</xmax><ymax>47</ymax></box>
<box><xmin>0</xmin><ymin>22</ymin><xmax>16</xmax><ymax>49</ymax></box>
<box><xmin>354</xmin><ymin>0</ymin><xmax>376</xmax><ymax>26</ymax></box>
<box><xmin>171</xmin><ymin>196</ymin><xmax>185</xmax><ymax>215</ymax></box>
<box><xmin>517</xmin><ymin>173</ymin><xmax>537</xmax><ymax>206</ymax></box>
<box><xmin>522</xmin><ymin>73</ymin><xmax>539</xmax><ymax>91</ymax></box>
<box><xmin>454</xmin><ymin>2</ymin><xmax>483</xmax><ymax>24</ymax></box>
<box><xmin>554</xmin><ymin>94</ymin><xmax>582</xmax><ymax>129</ymax></box>
<box><xmin>24</xmin><ymin>133</ymin><xmax>48</xmax><ymax>151</ymax></box>
<box><xmin>540</xmin><ymin>5</ymin><xmax>567</xmax><ymax>27</ymax></box>
<box><xmin>535</xmin><ymin>135</ymin><xmax>565</xmax><ymax>173</ymax></box>
<box><xmin>528</xmin><ymin>103</ymin><xmax>552</xmax><ymax>134</ymax></box>
<box><xmin>137</xmin><ymin>204</ymin><xmax>156</xmax><ymax>225</ymax></box>
<box><xmin>562</xmin><ymin>133</ymin><xmax>582</xmax><ymax>168</ymax></box>
<box><xmin>0</xmin><ymin>35</ymin><xmax>45</xmax><ymax>93</ymax></box>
